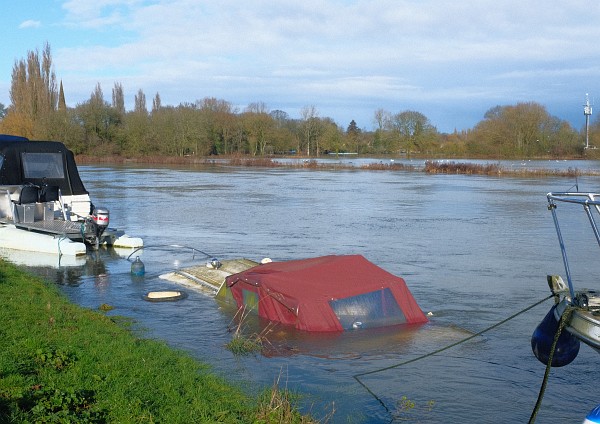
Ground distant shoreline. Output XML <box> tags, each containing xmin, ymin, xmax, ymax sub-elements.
<box><xmin>75</xmin><ymin>154</ymin><xmax>600</xmax><ymax>177</ymax></box>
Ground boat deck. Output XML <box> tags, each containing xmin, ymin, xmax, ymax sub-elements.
<box><xmin>0</xmin><ymin>218</ymin><xmax>83</xmax><ymax>238</ymax></box>
<box><xmin>159</xmin><ymin>258</ymin><xmax>258</xmax><ymax>296</ymax></box>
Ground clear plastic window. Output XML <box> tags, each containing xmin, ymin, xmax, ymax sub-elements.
<box><xmin>330</xmin><ymin>288</ymin><xmax>407</xmax><ymax>330</ymax></box>
<box><xmin>21</xmin><ymin>153</ymin><xmax>64</xmax><ymax>179</ymax></box>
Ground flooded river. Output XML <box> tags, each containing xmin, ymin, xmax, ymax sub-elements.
<box><xmin>9</xmin><ymin>158</ymin><xmax>600</xmax><ymax>423</ymax></box>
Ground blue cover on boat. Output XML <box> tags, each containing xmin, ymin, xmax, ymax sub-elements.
<box><xmin>0</xmin><ymin>134</ymin><xmax>29</xmax><ymax>142</ymax></box>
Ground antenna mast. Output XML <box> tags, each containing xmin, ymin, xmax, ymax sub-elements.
<box><xmin>584</xmin><ymin>93</ymin><xmax>593</xmax><ymax>149</ymax></box>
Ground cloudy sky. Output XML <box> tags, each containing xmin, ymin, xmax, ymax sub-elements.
<box><xmin>1</xmin><ymin>0</ymin><xmax>599</xmax><ymax>133</ymax></box>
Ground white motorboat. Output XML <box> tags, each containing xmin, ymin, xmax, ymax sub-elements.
<box><xmin>532</xmin><ymin>192</ymin><xmax>600</xmax><ymax>367</ymax></box>
<box><xmin>0</xmin><ymin>134</ymin><xmax>143</xmax><ymax>256</ymax></box>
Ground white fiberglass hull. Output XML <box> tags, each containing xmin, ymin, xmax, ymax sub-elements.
<box><xmin>0</xmin><ymin>224</ymin><xmax>86</xmax><ymax>256</ymax></box>
<box><xmin>101</xmin><ymin>229</ymin><xmax>143</xmax><ymax>249</ymax></box>
<box><xmin>555</xmin><ymin>298</ymin><xmax>600</xmax><ymax>351</ymax></box>
<box><xmin>0</xmin><ymin>248</ymin><xmax>86</xmax><ymax>267</ymax></box>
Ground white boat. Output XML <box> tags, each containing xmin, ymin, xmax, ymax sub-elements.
<box><xmin>548</xmin><ymin>274</ymin><xmax>600</xmax><ymax>352</ymax></box>
<box><xmin>0</xmin><ymin>134</ymin><xmax>143</xmax><ymax>256</ymax></box>
<box><xmin>532</xmin><ymin>192</ymin><xmax>600</xmax><ymax>367</ymax></box>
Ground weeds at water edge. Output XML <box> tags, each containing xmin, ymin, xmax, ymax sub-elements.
<box><xmin>256</xmin><ymin>369</ymin><xmax>335</xmax><ymax>424</ymax></box>
<box><xmin>225</xmin><ymin>306</ymin><xmax>276</xmax><ymax>355</ymax></box>
<box><xmin>392</xmin><ymin>395</ymin><xmax>435</xmax><ymax>421</ymax></box>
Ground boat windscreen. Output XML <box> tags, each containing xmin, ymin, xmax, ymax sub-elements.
<box><xmin>21</xmin><ymin>152</ymin><xmax>65</xmax><ymax>179</ymax></box>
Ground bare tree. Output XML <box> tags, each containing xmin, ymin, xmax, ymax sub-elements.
<box><xmin>243</xmin><ymin>102</ymin><xmax>272</xmax><ymax>155</ymax></box>
<box><xmin>373</xmin><ymin>108</ymin><xmax>391</xmax><ymax>131</ymax></box>
<box><xmin>301</xmin><ymin>105</ymin><xmax>319</xmax><ymax>155</ymax></box>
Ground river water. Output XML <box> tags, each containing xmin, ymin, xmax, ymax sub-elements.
<box><xmin>9</xmin><ymin>158</ymin><xmax>600</xmax><ymax>423</ymax></box>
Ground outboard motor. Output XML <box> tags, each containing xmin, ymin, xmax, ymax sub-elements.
<box><xmin>86</xmin><ymin>207</ymin><xmax>109</xmax><ymax>249</ymax></box>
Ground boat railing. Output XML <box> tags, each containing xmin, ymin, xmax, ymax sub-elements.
<box><xmin>547</xmin><ymin>192</ymin><xmax>600</xmax><ymax>300</ymax></box>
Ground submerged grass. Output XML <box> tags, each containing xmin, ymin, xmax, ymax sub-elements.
<box><xmin>423</xmin><ymin>160</ymin><xmax>592</xmax><ymax>177</ymax></box>
<box><xmin>256</xmin><ymin>372</ymin><xmax>333</xmax><ymax>424</ymax></box>
<box><xmin>225</xmin><ymin>306</ymin><xmax>277</xmax><ymax>356</ymax></box>
<box><xmin>0</xmin><ymin>259</ymin><xmax>317</xmax><ymax>423</ymax></box>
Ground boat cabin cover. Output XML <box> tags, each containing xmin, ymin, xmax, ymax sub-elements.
<box><xmin>224</xmin><ymin>254</ymin><xmax>428</xmax><ymax>332</ymax></box>
<box><xmin>0</xmin><ymin>136</ymin><xmax>88</xmax><ymax>197</ymax></box>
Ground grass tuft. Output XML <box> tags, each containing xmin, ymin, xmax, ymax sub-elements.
<box><xmin>225</xmin><ymin>306</ymin><xmax>276</xmax><ymax>355</ymax></box>
<box><xmin>255</xmin><ymin>372</ymin><xmax>333</xmax><ymax>424</ymax></box>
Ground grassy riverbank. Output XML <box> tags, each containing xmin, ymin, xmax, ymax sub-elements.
<box><xmin>0</xmin><ymin>259</ymin><xmax>316</xmax><ymax>423</ymax></box>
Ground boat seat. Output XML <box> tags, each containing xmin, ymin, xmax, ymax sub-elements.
<box><xmin>17</xmin><ymin>185</ymin><xmax>39</xmax><ymax>204</ymax></box>
<box><xmin>39</xmin><ymin>185</ymin><xmax>60</xmax><ymax>202</ymax></box>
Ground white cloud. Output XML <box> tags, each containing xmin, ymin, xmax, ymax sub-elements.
<box><xmin>47</xmin><ymin>0</ymin><xmax>600</xmax><ymax>130</ymax></box>
<box><xmin>18</xmin><ymin>20</ymin><xmax>41</xmax><ymax>29</ymax></box>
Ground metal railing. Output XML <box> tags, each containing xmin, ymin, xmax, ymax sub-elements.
<box><xmin>547</xmin><ymin>192</ymin><xmax>600</xmax><ymax>300</ymax></box>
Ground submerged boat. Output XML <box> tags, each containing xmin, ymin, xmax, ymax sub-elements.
<box><xmin>0</xmin><ymin>134</ymin><xmax>142</xmax><ymax>256</ymax></box>
<box><xmin>161</xmin><ymin>254</ymin><xmax>429</xmax><ymax>332</ymax></box>
<box><xmin>532</xmin><ymin>192</ymin><xmax>600</xmax><ymax>367</ymax></box>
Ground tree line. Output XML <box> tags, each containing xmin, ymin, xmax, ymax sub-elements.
<box><xmin>0</xmin><ymin>44</ymin><xmax>597</xmax><ymax>159</ymax></box>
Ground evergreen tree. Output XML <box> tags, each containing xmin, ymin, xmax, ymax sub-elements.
<box><xmin>58</xmin><ymin>80</ymin><xmax>66</xmax><ymax>112</ymax></box>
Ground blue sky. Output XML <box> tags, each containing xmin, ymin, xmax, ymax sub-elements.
<box><xmin>1</xmin><ymin>0</ymin><xmax>599</xmax><ymax>133</ymax></box>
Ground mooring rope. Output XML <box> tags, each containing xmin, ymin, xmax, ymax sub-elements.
<box><xmin>125</xmin><ymin>243</ymin><xmax>216</xmax><ymax>262</ymax></box>
<box><xmin>352</xmin><ymin>294</ymin><xmax>555</xmax><ymax>416</ymax></box>
<box><xmin>528</xmin><ymin>304</ymin><xmax>574</xmax><ymax>424</ymax></box>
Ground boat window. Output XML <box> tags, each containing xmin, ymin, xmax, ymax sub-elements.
<box><xmin>21</xmin><ymin>152</ymin><xmax>65</xmax><ymax>179</ymax></box>
<box><xmin>329</xmin><ymin>288</ymin><xmax>407</xmax><ymax>330</ymax></box>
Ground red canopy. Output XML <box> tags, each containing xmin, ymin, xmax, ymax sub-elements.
<box><xmin>225</xmin><ymin>255</ymin><xmax>428</xmax><ymax>332</ymax></box>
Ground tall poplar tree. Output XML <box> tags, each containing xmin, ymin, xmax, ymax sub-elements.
<box><xmin>134</xmin><ymin>89</ymin><xmax>147</xmax><ymax>115</ymax></box>
<box><xmin>112</xmin><ymin>82</ymin><xmax>125</xmax><ymax>115</ymax></box>
<box><xmin>7</xmin><ymin>42</ymin><xmax>58</xmax><ymax>137</ymax></box>
<box><xmin>152</xmin><ymin>92</ymin><xmax>161</xmax><ymax>113</ymax></box>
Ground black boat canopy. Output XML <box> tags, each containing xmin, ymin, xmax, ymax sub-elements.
<box><xmin>0</xmin><ymin>136</ymin><xmax>88</xmax><ymax>196</ymax></box>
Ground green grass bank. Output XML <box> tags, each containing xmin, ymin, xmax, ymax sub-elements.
<box><xmin>0</xmin><ymin>259</ymin><xmax>316</xmax><ymax>423</ymax></box>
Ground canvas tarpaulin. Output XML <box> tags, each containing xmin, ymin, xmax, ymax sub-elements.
<box><xmin>0</xmin><ymin>139</ymin><xmax>88</xmax><ymax>197</ymax></box>
<box><xmin>225</xmin><ymin>254</ymin><xmax>428</xmax><ymax>332</ymax></box>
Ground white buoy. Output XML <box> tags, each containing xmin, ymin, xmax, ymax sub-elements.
<box><xmin>143</xmin><ymin>290</ymin><xmax>187</xmax><ymax>302</ymax></box>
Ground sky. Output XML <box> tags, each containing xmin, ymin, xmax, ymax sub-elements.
<box><xmin>1</xmin><ymin>0</ymin><xmax>599</xmax><ymax>133</ymax></box>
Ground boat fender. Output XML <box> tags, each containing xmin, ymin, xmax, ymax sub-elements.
<box><xmin>531</xmin><ymin>304</ymin><xmax>580</xmax><ymax>367</ymax></box>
